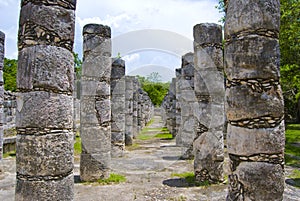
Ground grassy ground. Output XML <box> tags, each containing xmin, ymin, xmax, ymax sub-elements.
<box><xmin>285</xmin><ymin>124</ymin><xmax>300</xmax><ymax>167</ymax></box>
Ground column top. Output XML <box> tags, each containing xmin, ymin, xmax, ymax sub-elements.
<box><xmin>0</xmin><ymin>31</ymin><xmax>4</xmax><ymax>41</ymax></box>
<box><xmin>193</xmin><ymin>23</ymin><xmax>222</xmax><ymax>45</ymax></box>
<box><xmin>21</xmin><ymin>0</ymin><xmax>76</xmax><ymax>10</ymax></box>
<box><xmin>83</xmin><ymin>24</ymin><xmax>111</xmax><ymax>38</ymax></box>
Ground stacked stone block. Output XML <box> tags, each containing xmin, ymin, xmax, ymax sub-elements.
<box><xmin>125</xmin><ymin>76</ymin><xmax>134</xmax><ymax>145</ymax></box>
<box><xmin>225</xmin><ymin>1</ymin><xmax>285</xmax><ymax>200</ymax></box>
<box><xmin>176</xmin><ymin>53</ymin><xmax>196</xmax><ymax>159</ymax></box>
<box><xmin>175</xmin><ymin>68</ymin><xmax>182</xmax><ymax>138</ymax></box>
<box><xmin>80</xmin><ymin>24</ymin><xmax>112</xmax><ymax>181</ymax></box>
<box><xmin>193</xmin><ymin>23</ymin><xmax>225</xmax><ymax>184</ymax></box>
<box><xmin>132</xmin><ymin>77</ymin><xmax>139</xmax><ymax>138</ymax></box>
<box><xmin>16</xmin><ymin>1</ymin><xmax>76</xmax><ymax>200</ymax></box>
<box><xmin>161</xmin><ymin>78</ymin><xmax>176</xmax><ymax>137</ymax></box>
<box><xmin>0</xmin><ymin>31</ymin><xmax>4</xmax><ymax>161</ymax></box>
<box><xmin>111</xmin><ymin>58</ymin><xmax>126</xmax><ymax>157</ymax></box>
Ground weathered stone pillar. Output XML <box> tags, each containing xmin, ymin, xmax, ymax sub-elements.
<box><xmin>225</xmin><ymin>1</ymin><xmax>285</xmax><ymax>200</ymax></box>
<box><xmin>0</xmin><ymin>31</ymin><xmax>4</xmax><ymax>162</ymax></box>
<box><xmin>175</xmin><ymin>68</ymin><xmax>182</xmax><ymax>138</ymax></box>
<box><xmin>125</xmin><ymin>76</ymin><xmax>134</xmax><ymax>145</ymax></box>
<box><xmin>193</xmin><ymin>23</ymin><xmax>225</xmax><ymax>184</ymax></box>
<box><xmin>16</xmin><ymin>1</ymin><xmax>76</xmax><ymax>200</ymax></box>
<box><xmin>80</xmin><ymin>24</ymin><xmax>112</xmax><ymax>181</ymax></box>
<box><xmin>132</xmin><ymin>77</ymin><xmax>139</xmax><ymax>138</ymax></box>
<box><xmin>176</xmin><ymin>53</ymin><xmax>195</xmax><ymax>159</ymax></box>
<box><xmin>111</xmin><ymin>58</ymin><xmax>125</xmax><ymax>157</ymax></box>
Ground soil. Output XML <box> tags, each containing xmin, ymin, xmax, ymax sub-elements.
<box><xmin>1</xmin><ymin>114</ymin><xmax>300</xmax><ymax>201</ymax></box>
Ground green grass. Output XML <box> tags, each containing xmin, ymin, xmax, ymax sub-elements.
<box><xmin>126</xmin><ymin>143</ymin><xmax>140</xmax><ymax>151</ymax></box>
<box><xmin>74</xmin><ymin>133</ymin><xmax>82</xmax><ymax>155</ymax></box>
<box><xmin>154</xmin><ymin>132</ymin><xmax>173</xmax><ymax>139</ymax></box>
<box><xmin>285</xmin><ymin>124</ymin><xmax>300</xmax><ymax>167</ymax></box>
<box><xmin>288</xmin><ymin>169</ymin><xmax>300</xmax><ymax>188</ymax></box>
<box><xmin>171</xmin><ymin>172</ymin><xmax>210</xmax><ymax>187</ymax></box>
<box><xmin>146</xmin><ymin>118</ymin><xmax>154</xmax><ymax>126</ymax></box>
<box><xmin>3</xmin><ymin>150</ymin><xmax>16</xmax><ymax>158</ymax></box>
<box><xmin>96</xmin><ymin>173</ymin><xmax>126</xmax><ymax>185</ymax></box>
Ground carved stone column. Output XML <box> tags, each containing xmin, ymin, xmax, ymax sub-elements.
<box><xmin>111</xmin><ymin>58</ymin><xmax>125</xmax><ymax>157</ymax></box>
<box><xmin>0</xmin><ymin>31</ymin><xmax>4</xmax><ymax>162</ymax></box>
<box><xmin>80</xmin><ymin>24</ymin><xmax>112</xmax><ymax>181</ymax></box>
<box><xmin>16</xmin><ymin>1</ymin><xmax>76</xmax><ymax>200</ymax></box>
<box><xmin>125</xmin><ymin>76</ymin><xmax>134</xmax><ymax>146</ymax></box>
<box><xmin>225</xmin><ymin>1</ymin><xmax>285</xmax><ymax>200</ymax></box>
<box><xmin>193</xmin><ymin>23</ymin><xmax>225</xmax><ymax>184</ymax></box>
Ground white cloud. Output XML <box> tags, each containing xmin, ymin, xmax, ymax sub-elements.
<box><xmin>0</xmin><ymin>0</ymin><xmax>222</xmax><ymax>59</ymax></box>
<box><xmin>123</xmin><ymin>53</ymin><xmax>140</xmax><ymax>64</ymax></box>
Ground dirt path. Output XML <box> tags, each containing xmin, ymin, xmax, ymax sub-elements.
<box><xmin>1</xmin><ymin>113</ymin><xmax>300</xmax><ymax>200</ymax></box>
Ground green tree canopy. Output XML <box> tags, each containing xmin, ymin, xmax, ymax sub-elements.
<box><xmin>3</xmin><ymin>58</ymin><xmax>17</xmax><ymax>92</ymax></box>
<box><xmin>137</xmin><ymin>74</ymin><xmax>170</xmax><ymax>106</ymax></box>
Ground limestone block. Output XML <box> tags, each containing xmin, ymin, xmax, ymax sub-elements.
<box><xmin>82</xmin><ymin>54</ymin><xmax>111</xmax><ymax>78</ymax></box>
<box><xmin>194</xmin><ymin>70</ymin><xmax>224</xmax><ymax>95</ymax></box>
<box><xmin>181</xmin><ymin>90</ymin><xmax>196</xmax><ymax>103</ymax></box>
<box><xmin>19</xmin><ymin>3</ymin><xmax>75</xmax><ymax>50</ymax></box>
<box><xmin>194</xmin><ymin>102</ymin><xmax>225</xmax><ymax>129</ymax></box>
<box><xmin>80</xmin><ymin>153</ymin><xmax>111</xmax><ymax>181</ymax></box>
<box><xmin>111</xmin><ymin>113</ymin><xmax>126</xmax><ymax>131</ymax></box>
<box><xmin>16</xmin><ymin>91</ymin><xmax>73</xmax><ymax>128</ymax></box>
<box><xmin>193</xmin><ymin>23</ymin><xmax>222</xmax><ymax>45</ymax></box>
<box><xmin>226</xmin><ymin>84</ymin><xmax>284</xmax><ymax>121</ymax></box>
<box><xmin>227</xmin><ymin>121</ymin><xmax>285</xmax><ymax>156</ymax></box>
<box><xmin>225</xmin><ymin>36</ymin><xmax>280</xmax><ymax>80</ymax></box>
<box><xmin>81</xmin><ymin>80</ymin><xmax>110</xmax><ymax>96</ymax></box>
<box><xmin>81</xmin><ymin>126</ymin><xmax>111</xmax><ymax>154</ymax></box>
<box><xmin>224</xmin><ymin>0</ymin><xmax>280</xmax><ymax>38</ymax></box>
<box><xmin>15</xmin><ymin>174</ymin><xmax>74</xmax><ymax>201</ymax></box>
<box><xmin>230</xmin><ymin>162</ymin><xmax>284</xmax><ymax>201</ymax></box>
<box><xmin>18</xmin><ymin>45</ymin><xmax>74</xmax><ymax>93</ymax></box>
<box><xmin>111</xmin><ymin>80</ymin><xmax>126</xmax><ymax>94</ymax></box>
<box><xmin>194</xmin><ymin>46</ymin><xmax>223</xmax><ymax>70</ymax></box>
<box><xmin>194</xmin><ymin>131</ymin><xmax>224</xmax><ymax>182</ymax></box>
<box><xmin>16</xmin><ymin>132</ymin><xmax>73</xmax><ymax>177</ymax></box>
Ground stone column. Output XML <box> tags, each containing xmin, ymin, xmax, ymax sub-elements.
<box><xmin>132</xmin><ymin>77</ymin><xmax>139</xmax><ymax>138</ymax></box>
<box><xmin>111</xmin><ymin>58</ymin><xmax>125</xmax><ymax>157</ymax></box>
<box><xmin>225</xmin><ymin>1</ymin><xmax>285</xmax><ymax>200</ymax></box>
<box><xmin>0</xmin><ymin>31</ymin><xmax>4</xmax><ymax>162</ymax></box>
<box><xmin>176</xmin><ymin>53</ymin><xmax>195</xmax><ymax>159</ymax></box>
<box><xmin>80</xmin><ymin>24</ymin><xmax>112</xmax><ymax>181</ymax></box>
<box><xmin>16</xmin><ymin>1</ymin><xmax>76</xmax><ymax>200</ymax></box>
<box><xmin>125</xmin><ymin>76</ymin><xmax>134</xmax><ymax>145</ymax></box>
<box><xmin>193</xmin><ymin>23</ymin><xmax>225</xmax><ymax>184</ymax></box>
<box><xmin>175</xmin><ymin>68</ymin><xmax>182</xmax><ymax>138</ymax></box>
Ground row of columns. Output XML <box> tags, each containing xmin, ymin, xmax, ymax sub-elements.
<box><xmin>80</xmin><ymin>24</ymin><xmax>154</xmax><ymax>181</ymax></box>
<box><xmin>162</xmin><ymin>3</ymin><xmax>285</xmax><ymax>197</ymax></box>
<box><xmin>10</xmin><ymin>0</ymin><xmax>284</xmax><ymax>200</ymax></box>
<box><xmin>162</xmin><ymin>23</ymin><xmax>225</xmax><ymax>183</ymax></box>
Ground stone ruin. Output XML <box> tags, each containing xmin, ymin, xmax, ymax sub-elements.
<box><xmin>0</xmin><ymin>31</ymin><xmax>4</xmax><ymax>162</ymax></box>
<box><xmin>161</xmin><ymin>1</ymin><xmax>284</xmax><ymax>196</ymax></box>
<box><xmin>193</xmin><ymin>23</ymin><xmax>225</xmax><ymax>184</ymax></box>
<box><xmin>225</xmin><ymin>0</ymin><xmax>285</xmax><ymax>200</ymax></box>
<box><xmin>80</xmin><ymin>24</ymin><xmax>112</xmax><ymax>181</ymax></box>
<box><xmin>16</xmin><ymin>0</ymin><xmax>76</xmax><ymax>200</ymax></box>
<box><xmin>4</xmin><ymin>0</ymin><xmax>285</xmax><ymax>199</ymax></box>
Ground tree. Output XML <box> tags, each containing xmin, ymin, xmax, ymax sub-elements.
<box><xmin>3</xmin><ymin>58</ymin><xmax>17</xmax><ymax>92</ymax></box>
<box><xmin>137</xmin><ymin>75</ymin><xmax>170</xmax><ymax>106</ymax></box>
<box><xmin>279</xmin><ymin>0</ymin><xmax>300</xmax><ymax>122</ymax></box>
<box><xmin>73</xmin><ymin>52</ymin><xmax>82</xmax><ymax>79</ymax></box>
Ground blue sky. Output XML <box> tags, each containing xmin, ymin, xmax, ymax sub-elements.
<box><xmin>0</xmin><ymin>0</ymin><xmax>222</xmax><ymax>81</ymax></box>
